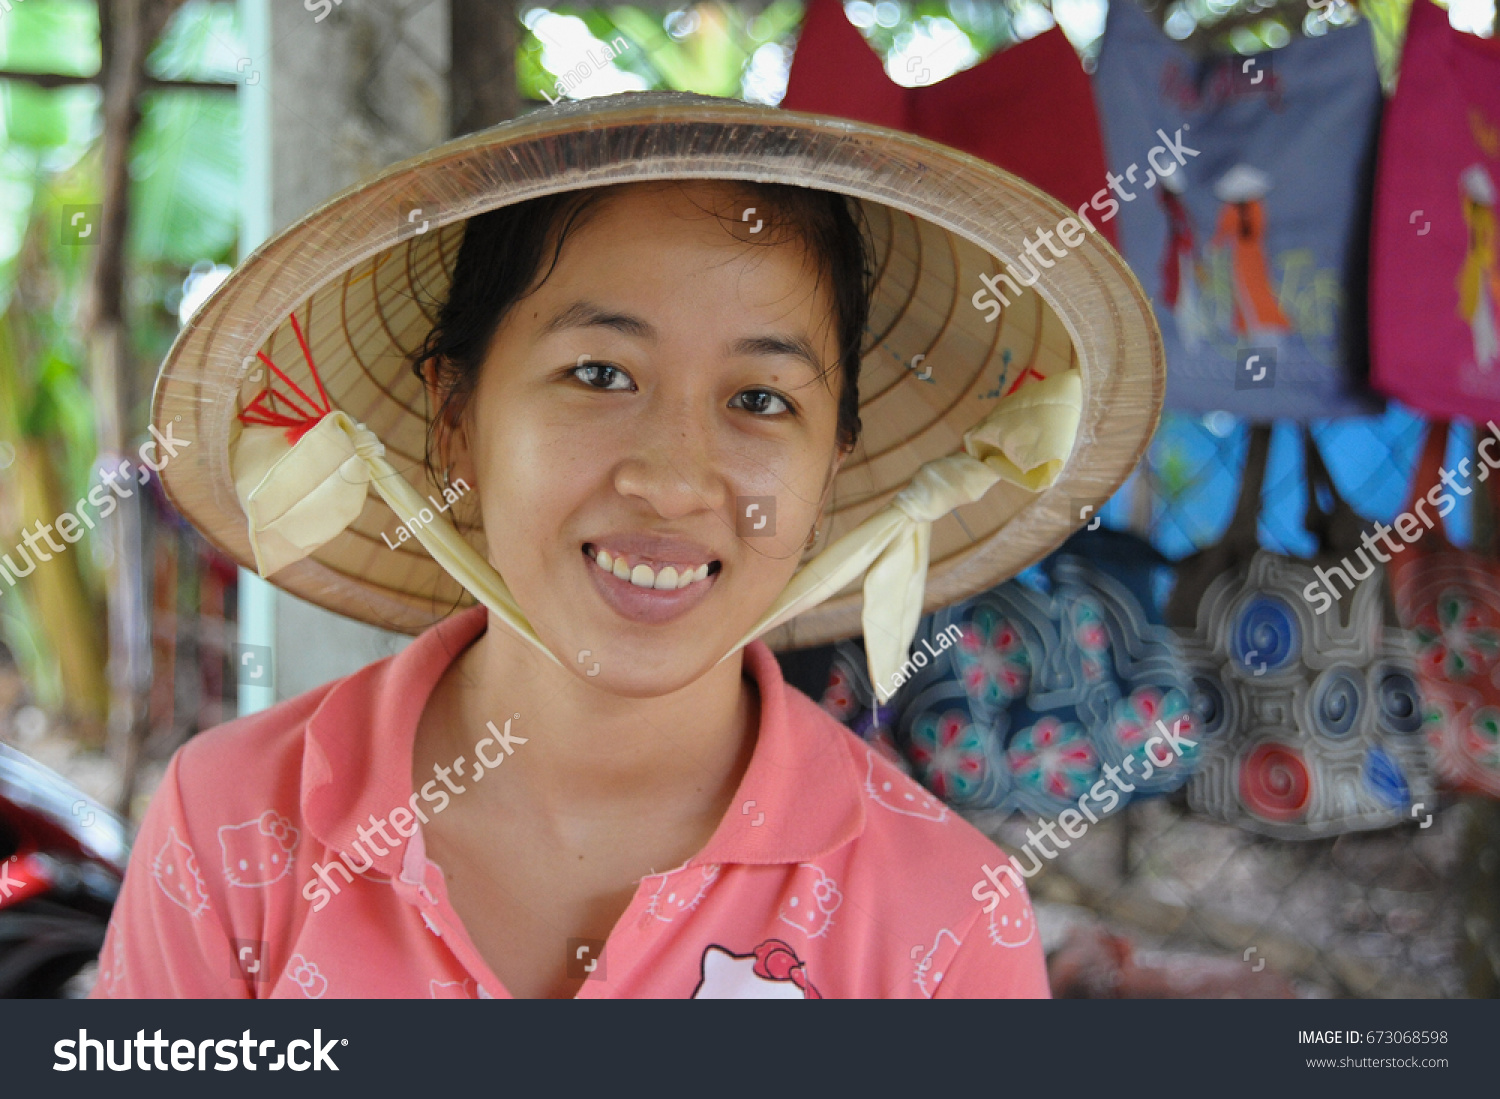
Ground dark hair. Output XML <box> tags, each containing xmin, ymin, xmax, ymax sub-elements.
<box><xmin>411</xmin><ymin>180</ymin><xmax>875</xmax><ymax>476</ymax></box>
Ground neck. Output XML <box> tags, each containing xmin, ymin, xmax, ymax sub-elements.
<box><xmin>417</xmin><ymin>611</ymin><xmax>759</xmax><ymax>824</ymax></box>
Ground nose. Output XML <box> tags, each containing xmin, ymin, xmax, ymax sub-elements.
<box><xmin>611</xmin><ymin>399</ymin><xmax>728</xmax><ymax>522</ymax></box>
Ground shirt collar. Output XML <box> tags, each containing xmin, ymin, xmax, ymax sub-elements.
<box><xmin>301</xmin><ymin>605</ymin><xmax>865</xmax><ymax>877</ymax></box>
<box><xmin>302</xmin><ymin>606</ymin><xmax>488</xmax><ymax>880</ymax></box>
<box><xmin>690</xmin><ymin>640</ymin><xmax>866</xmax><ymax>867</ymax></box>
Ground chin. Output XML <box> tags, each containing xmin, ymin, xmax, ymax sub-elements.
<box><xmin>513</xmin><ymin>563</ymin><xmax>781</xmax><ymax>696</ymax></box>
<box><xmin>576</xmin><ymin>645</ymin><xmax>735</xmax><ymax>699</ymax></box>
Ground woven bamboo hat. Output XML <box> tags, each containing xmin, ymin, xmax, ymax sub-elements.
<box><xmin>153</xmin><ymin>91</ymin><xmax>1161</xmax><ymax>676</ymax></box>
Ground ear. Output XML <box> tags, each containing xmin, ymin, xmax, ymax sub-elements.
<box><xmin>420</xmin><ymin>356</ymin><xmax>476</xmax><ymax>487</ymax></box>
<box><xmin>817</xmin><ymin>441</ymin><xmax>850</xmax><ymax>513</ymax></box>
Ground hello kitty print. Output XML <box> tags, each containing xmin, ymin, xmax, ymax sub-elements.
<box><xmin>219</xmin><ymin>810</ymin><xmax>300</xmax><ymax>888</ymax></box>
<box><xmin>864</xmin><ymin>750</ymin><xmax>950</xmax><ymax>822</ymax></box>
<box><xmin>776</xmin><ymin>862</ymin><xmax>842</xmax><ymax>939</ymax></box>
<box><xmin>152</xmin><ymin>827</ymin><xmax>210</xmax><ymax>917</ymax></box>
<box><xmin>642</xmin><ymin>863</ymin><xmax>720</xmax><ymax>925</ymax></box>
<box><xmin>692</xmin><ymin>940</ymin><xmax>822</xmax><ymax>999</ymax></box>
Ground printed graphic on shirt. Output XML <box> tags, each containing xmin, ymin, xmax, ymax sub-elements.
<box><xmin>643</xmin><ymin>862</ymin><xmax>720</xmax><ymax>924</ymax></box>
<box><xmin>987</xmin><ymin>894</ymin><xmax>1036</xmax><ymax>948</ymax></box>
<box><xmin>219</xmin><ymin>810</ymin><xmax>300</xmax><ymax>888</ymax></box>
<box><xmin>430</xmin><ymin>977</ymin><xmax>480</xmax><ymax>999</ymax></box>
<box><xmin>912</xmin><ymin>928</ymin><xmax>962</xmax><ymax>998</ymax></box>
<box><xmin>776</xmin><ymin>862</ymin><xmax>842</xmax><ymax>939</ymax></box>
<box><xmin>285</xmin><ymin>953</ymin><xmax>328</xmax><ymax>998</ymax></box>
<box><xmin>863</xmin><ymin>749</ymin><xmax>950</xmax><ymax>822</ymax></box>
<box><xmin>692</xmin><ymin>940</ymin><xmax>821</xmax><ymax>999</ymax></box>
<box><xmin>96</xmin><ymin>933</ymin><xmax>126</xmax><ymax>997</ymax></box>
<box><xmin>152</xmin><ymin>826</ymin><xmax>210</xmax><ymax>918</ymax></box>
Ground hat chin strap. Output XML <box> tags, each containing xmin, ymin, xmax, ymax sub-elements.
<box><xmin>230</xmin><ymin>371</ymin><xmax>1082</xmax><ymax>694</ymax></box>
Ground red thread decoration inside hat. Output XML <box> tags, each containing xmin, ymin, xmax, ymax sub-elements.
<box><xmin>236</xmin><ymin>314</ymin><xmax>335</xmax><ymax>445</ymax></box>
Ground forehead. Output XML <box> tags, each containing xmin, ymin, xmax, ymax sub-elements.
<box><xmin>532</xmin><ymin>180</ymin><xmax>836</xmax><ymax>320</ymax></box>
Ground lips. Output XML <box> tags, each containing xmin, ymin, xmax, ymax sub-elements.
<box><xmin>581</xmin><ymin>541</ymin><xmax>722</xmax><ymax>625</ymax></box>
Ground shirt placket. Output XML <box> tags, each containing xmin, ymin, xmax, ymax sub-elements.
<box><xmin>393</xmin><ymin>837</ymin><xmax>507</xmax><ymax>1000</ymax></box>
<box><xmin>392</xmin><ymin>840</ymin><xmax>667</xmax><ymax>999</ymax></box>
<box><xmin>571</xmin><ymin>876</ymin><xmax>661</xmax><ymax>1000</ymax></box>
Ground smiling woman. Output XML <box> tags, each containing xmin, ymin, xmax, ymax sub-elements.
<box><xmin>98</xmin><ymin>92</ymin><xmax>1162</xmax><ymax>1000</ymax></box>
<box><xmin>415</xmin><ymin>179</ymin><xmax>867</xmax><ymax>696</ymax></box>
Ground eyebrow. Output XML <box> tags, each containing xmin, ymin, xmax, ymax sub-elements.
<box><xmin>540</xmin><ymin>300</ymin><xmax>826</xmax><ymax>376</ymax></box>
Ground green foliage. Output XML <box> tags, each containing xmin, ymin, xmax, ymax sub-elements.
<box><xmin>0</xmin><ymin>1</ymin><xmax>242</xmax><ymax>695</ymax></box>
<box><xmin>521</xmin><ymin>1</ymin><xmax>807</xmax><ymax>99</ymax></box>
<box><xmin>129</xmin><ymin>91</ymin><xmax>239</xmax><ymax>266</ymax></box>
<box><xmin>146</xmin><ymin>0</ymin><xmax>243</xmax><ymax>82</ymax></box>
<box><xmin>850</xmin><ymin>0</ymin><xmax>1017</xmax><ymax>61</ymax></box>
<box><xmin>0</xmin><ymin>0</ymin><xmax>99</xmax><ymax>76</ymax></box>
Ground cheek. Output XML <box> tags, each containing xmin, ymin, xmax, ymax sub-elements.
<box><xmin>722</xmin><ymin>442</ymin><xmax>833</xmax><ymax>567</ymax></box>
<box><xmin>471</xmin><ymin>418</ymin><xmax>600</xmax><ymax>559</ymax></box>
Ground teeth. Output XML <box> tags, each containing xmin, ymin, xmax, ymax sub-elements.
<box><xmin>590</xmin><ymin>547</ymin><xmax>714</xmax><ymax>591</ymax></box>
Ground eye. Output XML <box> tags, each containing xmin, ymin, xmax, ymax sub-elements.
<box><xmin>730</xmin><ymin>388</ymin><xmax>792</xmax><ymax>416</ymax></box>
<box><xmin>571</xmin><ymin>360</ymin><xmax>634</xmax><ymax>391</ymax></box>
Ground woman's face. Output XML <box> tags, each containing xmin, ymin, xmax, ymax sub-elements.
<box><xmin>449</xmin><ymin>181</ymin><xmax>847</xmax><ymax>697</ymax></box>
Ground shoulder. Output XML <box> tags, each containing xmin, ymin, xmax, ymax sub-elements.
<box><xmin>145</xmin><ymin>651</ymin><xmax>392</xmax><ymax>872</ymax></box>
<box><xmin>168</xmin><ymin>676</ymin><xmax>339</xmax><ymax>823</ymax></box>
<box><xmin>778</xmin><ymin>687</ymin><xmax>1046</xmax><ymax>995</ymax></box>
<box><xmin>783</xmin><ymin>684</ymin><xmax>1024</xmax><ymax>915</ymax></box>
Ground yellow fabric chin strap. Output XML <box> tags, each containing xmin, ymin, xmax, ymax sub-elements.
<box><xmin>230</xmin><ymin>370</ymin><xmax>1083</xmax><ymax>690</ymax></box>
<box><xmin>231</xmin><ymin>410</ymin><xmax>560</xmax><ymax>668</ymax></box>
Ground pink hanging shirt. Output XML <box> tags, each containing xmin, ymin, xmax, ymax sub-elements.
<box><xmin>92</xmin><ymin>606</ymin><xmax>1049</xmax><ymax>999</ymax></box>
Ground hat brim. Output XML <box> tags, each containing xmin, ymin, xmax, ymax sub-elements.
<box><xmin>153</xmin><ymin>91</ymin><xmax>1163</xmax><ymax>647</ymax></box>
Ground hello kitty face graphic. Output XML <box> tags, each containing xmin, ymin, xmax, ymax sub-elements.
<box><xmin>96</xmin><ymin>934</ymin><xmax>126</xmax><ymax>997</ymax></box>
<box><xmin>912</xmin><ymin>928</ymin><xmax>962</xmax><ymax>998</ymax></box>
<box><xmin>644</xmin><ymin>863</ymin><xmax>720</xmax><ymax>924</ymax></box>
<box><xmin>777</xmin><ymin>862</ymin><xmax>842</xmax><ymax>939</ymax></box>
<box><xmin>692</xmin><ymin>940</ymin><xmax>821</xmax><ymax>999</ymax></box>
<box><xmin>864</xmin><ymin>750</ymin><xmax>949</xmax><ymax>822</ymax></box>
<box><xmin>152</xmin><ymin>827</ymin><xmax>210</xmax><ymax>918</ymax></box>
<box><xmin>987</xmin><ymin>896</ymin><xmax>1036</xmax><ymax>948</ymax></box>
<box><xmin>219</xmin><ymin>810</ymin><xmax>300</xmax><ymax>888</ymax></box>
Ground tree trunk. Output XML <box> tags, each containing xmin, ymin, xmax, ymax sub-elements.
<box><xmin>450</xmin><ymin>0</ymin><xmax>519</xmax><ymax>137</ymax></box>
<box><xmin>83</xmin><ymin>0</ymin><xmax>185</xmax><ymax>810</ymax></box>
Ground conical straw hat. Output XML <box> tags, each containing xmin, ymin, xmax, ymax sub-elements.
<box><xmin>153</xmin><ymin>91</ymin><xmax>1162</xmax><ymax>650</ymax></box>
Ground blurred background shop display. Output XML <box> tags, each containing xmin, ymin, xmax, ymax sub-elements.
<box><xmin>0</xmin><ymin>0</ymin><xmax>1497</xmax><ymax>997</ymax></box>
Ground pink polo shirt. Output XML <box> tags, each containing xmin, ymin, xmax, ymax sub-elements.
<box><xmin>93</xmin><ymin>606</ymin><xmax>1048</xmax><ymax>999</ymax></box>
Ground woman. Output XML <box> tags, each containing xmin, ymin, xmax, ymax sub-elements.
<box><xmin>94</xmin><ymin>93</ymin><xmax>1160</xmax><ymax>998</ymax></box>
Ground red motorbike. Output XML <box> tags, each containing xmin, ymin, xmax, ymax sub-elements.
<box><xmin>0</xmin><ymin>741</ymin><xmax>128</xmax><ymax>997</ymax></box>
